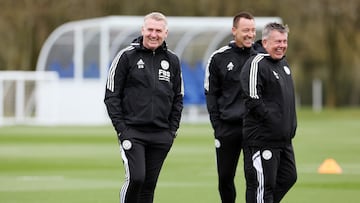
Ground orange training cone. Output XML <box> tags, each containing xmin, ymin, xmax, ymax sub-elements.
<box><xmin>317</xmin><ymin>158</ymin><xmax>343</xmax><ymax>174</ymax></box>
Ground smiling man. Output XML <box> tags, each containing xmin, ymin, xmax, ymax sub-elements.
<box><xmin>104</xmin><ymin>12</ymin><xmax>183</xmax><ymax>203</ymax></box>
<box><xmin>204</xmin><ymin>12</ymin><xmax>256</xmax><ymax>203</ymax></box>
<box><xmin>141</xmin><ymin>14</ymin><xmax>168</xmax><ymax>50</ymax></box>
<box><xmin>240</xmin><ymin>22</ymin><xmax>297</xmax><ymax>203</ymax></box>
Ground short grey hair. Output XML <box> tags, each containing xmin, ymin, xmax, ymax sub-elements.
<box><xmin>262</xmin><ymin>22</ymin><xmax>289</xmax><ymax>40</ymax></box>
<box><xmin>144</xmin><ymin>12</ymin><xmax>168</xmax><ymax>28</ymax></box>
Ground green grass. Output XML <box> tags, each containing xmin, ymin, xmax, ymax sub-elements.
<box><xmin>1</xmin><ymin>108</ymin><xmax>360</xmax><ymax>202</ymax></box>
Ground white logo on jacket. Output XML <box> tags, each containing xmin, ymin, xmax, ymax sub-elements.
<box><xmin>283</xmin><ymin>66</ymin><xmax>291</xmax><ymax>75</ymax></box>
<box><xmin>272</xmin><ymin>70</ymin><xmax>279</xmax><ymax>79</ymax></box>
<box><xmin>137</xmin><ymin>59</ymin><xmax>145</xmax><ymax>69</ymax></box>
<box><xmin>161</xmin><ymin>60</ymin><xmax>169</xmax><ymax>70</ymax></box>
<box><xmin>227</xmin><ymin>62</ymin><xmax>234</xmax><ymax>71</ymax></box>
<box><xmin>159</xmin><ymin>60</ymin><xmax>170</xmax><ymax>82</ymax></box>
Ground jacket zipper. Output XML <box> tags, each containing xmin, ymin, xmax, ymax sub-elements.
<box><xmin>151</xmin><ymin>51</ymin><xmax>156</xmax><ymax>118</ymax></box>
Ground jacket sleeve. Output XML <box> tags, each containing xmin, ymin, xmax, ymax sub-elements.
<box><xmin>104</xmin><ymin>52</ymin><xmax>129</xmax><ymax>135</ymax></box>
<box><xmin>204</xmin><ymin>56</ymin><xmax>221</xmax><ymax>129</ymax></box>
<box><xmin>240</xmin><ymin>56</ymin><xmax>268</xmax><ymax>120</ymax></box>
<box><xmin>168</xmin><ymin>55</ymin><xmax>183</xmax><ymax>133</ymax></box>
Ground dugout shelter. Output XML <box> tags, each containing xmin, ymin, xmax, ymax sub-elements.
<box><xmin>0</xmin><ymin>15</ymin><xmax>282</xmax><ymax>125</ymax></box>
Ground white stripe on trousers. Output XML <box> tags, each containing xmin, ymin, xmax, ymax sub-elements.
<box><xmin>252</xmin><ymin>151</ymin><xmax>264</xmax><ymax>203</ymax></box>
<box><xmin>119</xmin><ymin>145</ymin><xmax>130</xmax><ymax>203</ymax></box>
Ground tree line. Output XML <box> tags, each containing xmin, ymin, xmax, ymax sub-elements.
<box><xmin>0</xmin><ymin>0</ymin><xmax>359</xmax><ymax>107</ymax></box>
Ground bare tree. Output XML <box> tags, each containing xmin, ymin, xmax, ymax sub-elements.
<box><xmin>0</xmin><ymin>0</ymin><xmax>359</xmax><ymax>106</ymax></box>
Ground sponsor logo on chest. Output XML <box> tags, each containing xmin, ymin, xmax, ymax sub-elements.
<box><xmin>159</xmin><ymin>60</ymin><xmax>170</xmax><ymax>82</ymax></box>
<box><xmin>137</xmin><ymin>59</ymin><xmax>171</xmax><ymax>82</ymax></box>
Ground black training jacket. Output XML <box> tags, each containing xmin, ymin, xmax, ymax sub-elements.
<box><xmin>204</xmin><ymin>41</ymin><xmax>251</xmax><ymax>129</ymax></box>
<box><xmin>104</xmin><ymin>36</ymin><xmax>183</xmax><ymax>134</ymax></box>
<box><xmin>240</xmin><ymin>40</ymin><xmax>297</xmax><ymax>147</ymax></box>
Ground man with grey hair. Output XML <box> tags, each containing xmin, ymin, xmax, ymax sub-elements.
<box><xmin>240</xmin><ymin>22</ymin><xmax>297</xmax><ymax>203</ymax></box>
<box><xmin>104</xmin><ymin>12</ymin><xmax>183</xmax><ymax>203</ymax></box>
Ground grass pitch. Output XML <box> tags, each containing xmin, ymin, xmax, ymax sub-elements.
<box><xmin>0</xmin><ymin>108</ymin><xmax>360</xmax><ymax>203</ymax></box>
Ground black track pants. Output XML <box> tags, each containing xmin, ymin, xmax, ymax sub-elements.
<box><xmin>214</xmin><ymin>122</ymin><xmax>243</xmax><ymax>203</ymax></box>
<box><xmin>117</xmin><ymin>128</ymin><xmax>174</xmax><ymax>203</ymax></box>
<box><xmin>243</xmin><ymin>144</ymin><xmax>297</xmax><ymax>203</ymax></box>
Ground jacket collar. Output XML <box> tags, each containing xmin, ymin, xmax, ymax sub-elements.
<box><xmin>131</xmin><ymin>36</ymin><xmax>168</xmax><ymax>53</ymax></box>
<box><xmin>229</xmin><ymin>40</ymin><xmax>251</xmax><ymax>53</ymax></box>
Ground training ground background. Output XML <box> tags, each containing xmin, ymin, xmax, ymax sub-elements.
<box><xmin>0</xmin><ymin>108</ymin><xmax>360</xmax><ymax>203</ymax></box>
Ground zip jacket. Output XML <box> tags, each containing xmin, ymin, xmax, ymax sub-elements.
<box><xmin>240</xmin><ymin>40</ymin><xmax>297</xmax><ymax>147</ymax></box>
<box><xmin>204</xmin><ymin>41</ymin><xmax>251</xmax><ymax>129</ymax></box>
<box><xmin>104</xmin><ymin>36</ymin><xmax>183</xmax><ymax>134</ymax></box>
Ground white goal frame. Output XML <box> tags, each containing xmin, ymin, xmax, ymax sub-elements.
<box><xmin>0</xmin><ymin>71</ymin><xmax>59</xmax><ymax>126</ymax></box>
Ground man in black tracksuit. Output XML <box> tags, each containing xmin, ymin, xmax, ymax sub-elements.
<box><xmin>104</xmin><ymin>12</ymin><xmax>183</xmax><ymax>203</ymax></box>
<box><xmin>240</xmin><ymin>22</ymin><xmax>297</xmax><ymax>203</ymax></box>
<box><xmin>204</xmin><ymin>12</ymin><xmax>256</xmax><ymax>203</ymax></box>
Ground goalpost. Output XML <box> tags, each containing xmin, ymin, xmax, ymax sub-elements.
<box><xmin>0</xmin><ymin>71</ymin><xmax>59</xmax><ymax>126</ymax></box>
